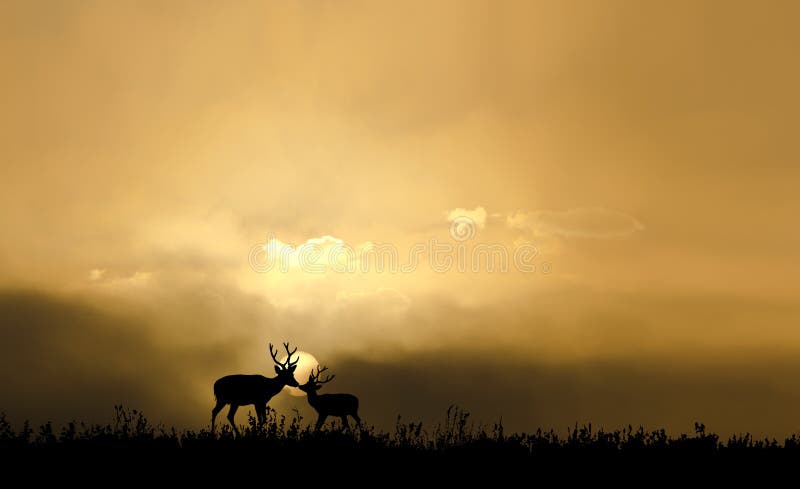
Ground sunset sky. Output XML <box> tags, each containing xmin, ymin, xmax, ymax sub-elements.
<box><xmin>1</xmin><ymin>1</ymin><xmax>799</xmax><ymax>436</ymax></box>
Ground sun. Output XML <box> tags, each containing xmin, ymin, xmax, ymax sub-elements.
<box><xmin>279</xmin><ymin>350</ymin><xmax>319</xmax><ymax>397</ymax></box>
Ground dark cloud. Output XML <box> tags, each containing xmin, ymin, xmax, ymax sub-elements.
<box><xmin>3</xmin><ymin>289</ymin><xmax>800</xmax><ymax>438</ymax></box>
<box><xmin>318</xmin><ymin>351</ymin><xmax>800</xmax><ymax>438</ymax></box>
<box><xmin>0</xmin><ymin>290</ymin><xmax>238</xmax><ymax>427</ymax></box>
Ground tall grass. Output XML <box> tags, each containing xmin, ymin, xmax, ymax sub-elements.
<box><xmin>0</xmin><ymin>405</ymin><xmax>794</xmax><ymax>458</ymax></box>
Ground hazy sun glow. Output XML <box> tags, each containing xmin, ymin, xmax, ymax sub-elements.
<box><xmin>280</xmin><ymin>351</ymin><xmax>319</xmax><ymax>397</ymax></box>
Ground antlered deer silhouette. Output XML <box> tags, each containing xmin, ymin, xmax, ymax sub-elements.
<box><xmin>211</xmin><ymin>342</ymin><xmax>300</xmax><ymax>435</ymax></box>
<box><xmin>299</xmin><ymin>365</ymin><xmax>361</xmax><ymax>430</ymax></box>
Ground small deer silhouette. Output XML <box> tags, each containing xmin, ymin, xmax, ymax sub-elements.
<box><xmin>211</xmin><ymin>342</ymin><xmax>300</xmax><ymax>435</ymax></box>
<box><xmin>299</xmin><ymin>365</ymin><xmax>361</xmax><ymax>430</ymax></box>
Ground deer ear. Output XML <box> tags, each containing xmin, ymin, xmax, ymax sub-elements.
<box><xmin>274</xmin><ymin>365</ymin><xmax>282</xmax><ymax>374</ymax></box>
<box><xmin>289</xmin><ymin>365</ymin><xmax>297</xmax><ymax>372</ymax></box>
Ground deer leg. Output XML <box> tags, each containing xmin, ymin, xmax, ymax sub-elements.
<box><xmin>315</xmin><ymin>414</ymin><xmax>327</xmax><ymax>431</ymax></box>
<box><xmin>256</xmin><ymin>404</ymin><xmax>266</xmax><ymax>425</ymax></box>
<box><xmin>227</xmin><ymin>404</ymin><xmax>240</xmax><ymax>436</ymax></box>
<box><xmin>211</xmin><ymin>400</ymin><xmax>225</xmax><ymax>432</ymax></box>
<box><xmin>340</xmin><ymin>416</ymin><xmax>350</xmax><ymax>430</ymax></box>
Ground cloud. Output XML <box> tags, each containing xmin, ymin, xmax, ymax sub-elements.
<box><xmin>249</xmin><ymin>234</ymin><xmax>347</xmax><ymax>274</ymax></box>
<box><xmin>336</xmin><ymin>287</ymin><xmax>411</xmax><ymax>317</ymax></box>
<box><xmin>320</xmin><ymin>351</ymin><xmax>800</xmax><ymax>438</ymax></box>
<box><xmin>446</xmin><ymin>207</ymin><xmax>487</xmax><ymax>229</ymax></box>
<box><xmin>0</xmin><ymin>290</ymin><xmax>237</xmax><ymax>426</ymax></box>
<box><xmin>3</xmin><ymin>285</ymin><xmax>800</xmax><ymax>438</ymax></box>
<box><xmin>93</xmin><ymin>271</ymin><xmax>152</xmax><ymax>291</ymax></box>
<box><xmin>507</xmin><ymin>207</ymin><xmax>644</xmax><ymax>239</ymax></box>
<box><xmin>88</xmin><ymin>268</ymin><xmax>106</xmax><ymax>281</ymax></box>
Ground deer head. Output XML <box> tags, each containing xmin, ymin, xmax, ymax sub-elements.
<box><xmin>269</xmin><ymin>342</ymin><xmax>301</xmax><ymax>387</ymax></box>
<box><xmin>297</xmin><ymin>364</ymin><xmax>361</xmax><ymax>430</ymax></box>
<box><xmin>299</xmin><ymin>365</ymin><xmax>335</xmax><ymax>394</ymax></box>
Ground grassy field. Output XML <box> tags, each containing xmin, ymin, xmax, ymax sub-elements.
<box><xmin>3</xmin><ymin>405</ymin><xmax>798</xmax><ymax>465</ymax></box>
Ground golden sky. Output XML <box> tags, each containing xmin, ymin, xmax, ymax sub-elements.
<box><xmin>1</xmin><ymin>1</ymin><xmax>799</xmax><ymax>436</ymax></box>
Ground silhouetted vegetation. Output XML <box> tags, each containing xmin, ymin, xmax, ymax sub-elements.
<box><xmin>0</xmin><ymin>406</ymin><xmax>800</xmax><ymax>461</ymax></box>
<box><xmin>0</xmin><ymin>407</ymin><xmax>800</xmax><ymax>487</ymax></box>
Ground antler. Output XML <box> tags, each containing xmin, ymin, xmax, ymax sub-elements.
<box><xmin>269</xmin><ymin>343</ymin><xmax>282</xmax><ymax>367</ymax></box>
<box><xmin>311</xmin><ymin>365</ymin><xmax>335</xmax><ymax>385</ymax></box>
<box><xmin>269</xmin><ymin>342</ymin><xmax>300</xmax><ymax>369</ymax></box>
<box><xmin>283</xmin><ymin>342</ymin><xmax>299</xmax><ymax>367</ymax></box>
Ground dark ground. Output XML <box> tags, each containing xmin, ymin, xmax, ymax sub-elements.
<box><xmin>2</xmin><ymin>406</ymin><xmax>799</xmax><ymax>481</ymax></box>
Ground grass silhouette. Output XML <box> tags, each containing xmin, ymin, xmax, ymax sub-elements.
<box><xmin>1</xmin><ymin>405</ymin><xmax>796</xmax><ymax>460</ymax></box>
<box><xmin>4</xmin><ymin>404</ymin><xmax>800</xmax><ymax>483</ymax></box>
